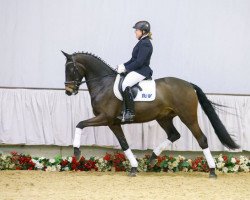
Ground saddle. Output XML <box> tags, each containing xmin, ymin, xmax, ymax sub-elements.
<box><xmin>113</xmin><ymin>74</ymin><xmax>156</xmax><ymax>102</ymax></box>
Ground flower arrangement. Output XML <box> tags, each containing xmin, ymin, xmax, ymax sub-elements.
<box><xmin>0</xmin><ymin>151</ymin><xmax>249</xmax><ymax>173</ymax></box>
<box><xmin>214</xmin><ymin>154</ymin><xmax>249</xmax><ymax>173</ymax></box>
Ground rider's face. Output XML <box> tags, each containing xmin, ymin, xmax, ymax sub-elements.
<box><xmin>135</xmin><ymin>29</ymin><xmax>143</xmax><ymax>39</ymax></box>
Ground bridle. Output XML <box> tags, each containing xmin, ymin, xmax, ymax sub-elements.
<box><xmin>64</xmin><ymin>56</ymin><xmax>117</xmax><ymax>91</ymax></box>
<box><xmin>64</xmin><ymin>56</ymin><xmax>83</xmax><ymax>88</ymax></box>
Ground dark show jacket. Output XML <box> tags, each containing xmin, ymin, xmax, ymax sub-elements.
<box><xmin>124</xmin><ymin>36</ymin><xmax>153</xmax><ymax>78</ymax></box>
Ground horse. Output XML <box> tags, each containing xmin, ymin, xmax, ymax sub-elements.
<box><xmin>62</xmin><ymin>51</ymin><xmax>239</xmax><ymax>177</ymax></box>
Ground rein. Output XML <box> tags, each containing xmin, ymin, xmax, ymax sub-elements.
<box><xmin>77</xmin><ymin>73</ymin><xmax>117</xmax><ymax>86</ymax></box>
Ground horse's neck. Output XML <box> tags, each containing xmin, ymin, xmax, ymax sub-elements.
<box><xmin>78</xmin><ymin>54</ymin><xmax>115</xmax><ymax>99</ymax></box>
<box><xmin>86</xmin><ymin>75</ymin><xmax>115</xmax><ymax>102</ymax></box>
<box><xmin>79</xmin><ymin>54</ymin><xmax>114</xmax><ymax>78</ymax></box>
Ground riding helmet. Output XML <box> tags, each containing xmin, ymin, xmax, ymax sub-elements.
<box><xmin>133</xmin><ymin>21</ymin><xmax>150</xmax><ymax>33</ymax></box>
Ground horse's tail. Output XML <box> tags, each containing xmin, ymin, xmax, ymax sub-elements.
<box><xmin>191</xmin><ymin>83</ymin><xmax>240</xmax><ymax>149</ymax></box>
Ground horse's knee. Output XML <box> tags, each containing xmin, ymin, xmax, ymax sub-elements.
<box><xmin>168</xmin><ymin>132</ymin><xmax>181</xmax><ymax>142</ymax></box>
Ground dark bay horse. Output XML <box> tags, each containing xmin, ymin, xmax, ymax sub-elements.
<box><xmin>62</xmin><ymin>51</ymin><xmax>239</xmax><ymax>177</ymax></box>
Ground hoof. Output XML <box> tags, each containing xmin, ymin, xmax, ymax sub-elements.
<box><xmin>209</xmin><ymin>173</ymin><xmax>218</xmax><ymax>179</ymax></box>
<box><xmin>149</xmin><ymin>152</ymin><xmax>157</xmax><ymax>168</ymax></box>
<box><xmin>73</xmin><ymin>147</ymin><xmax>81</xmax><ymax>160</ymax></box>
<box><xmin>149</xmin><ymin>159</ymin><xmax>157</xmax><ymax>168</ymax></box>
<box><xmin>128</xmin><ymin>167</ymin><xmax>137</xmax><ymax>177</ymax></box>
<box><xmin>209</xmin><ymin>168</ymin><xmax>217</xmax><ymax>179</ymax></box>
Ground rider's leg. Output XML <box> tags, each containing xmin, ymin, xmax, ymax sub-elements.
<box><xmin>122</xmin><ymin>87</ymin><xmax>135</xmax><ymax>122</ymax></box>
<box><xmin>122</xmin><ymin>71</ymin><xmax>146</xmax><ymax>91</ymax></box>
<box><xmin>121</xmin><ymin>72</ymin><xmax>145</xmax><ymax>122</ymax></box>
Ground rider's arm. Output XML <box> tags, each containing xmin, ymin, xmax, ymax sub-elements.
<box><xmin>124</xmin><ymin>42</ymin><xmax>151</xmax><ymax>72</ymax></box>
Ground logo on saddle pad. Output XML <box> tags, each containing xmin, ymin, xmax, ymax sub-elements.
<box><xmin>113</xmin><ymin>74</ymin><xmax>156</xmax><ymax>101</ymax></box>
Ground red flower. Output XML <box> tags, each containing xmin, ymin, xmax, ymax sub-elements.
<box><xmin>11</xmin><ymin>151</ymin><xmax>18</xmax><ymax>156</ymax></box>
<box><xmin>223</xmin><ymin>155</ymin><xmax>228</xmax><ymax>162</ymax></box>
<box><xmin>157</xmin><ymin>156</ymin><xmax>165</xmax><ymax>164</ymax></box>
<box><xmin>61</xmin><ymin>160</ymin><xmax>69</xmax><ymax>167</ymax></box>
<box><xmin>192</xmin><ymin>163</ymin><xmax>198</xmax><ymax>171</ymax></box>
<box><xmin>79</xmin><ymin>156</ymin><xmax>85</xmax><ymax>162</ymax></box>
<box><xmin>113</xmin><ymin>152</ymin><xmax>127</xmax><ymax>172</ymax></box>
<box><xmin>104</xmin><ymin>153</ymin><xmax>112</xmax><ymax>162</ymax></box>
<box><xmin>71</xmin><ymin>164</ymin><xmax>77</xmax><ymax>170</ymax></box>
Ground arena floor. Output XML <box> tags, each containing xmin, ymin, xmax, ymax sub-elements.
<box><xmin>0</xmin><ymin>171</ymin><xmax>249</xmax><ymax>200</ymax></box>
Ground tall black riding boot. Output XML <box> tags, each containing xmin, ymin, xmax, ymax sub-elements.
<box><xmin>122</xmin><ymin>87</ymin><xmax>135</xmax><ymax>122</ymax></box>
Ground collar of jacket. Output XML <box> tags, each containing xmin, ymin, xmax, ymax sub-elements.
<box><xmin>139</xmin><ymin>34</ymin><xmax>149</xmax><ymax>41</ymax></box>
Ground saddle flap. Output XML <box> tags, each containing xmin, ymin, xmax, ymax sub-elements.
<box><xmin>113</xmin><ymin>74</ymin><xmax>156</xmax><ymax>102</ymax></box>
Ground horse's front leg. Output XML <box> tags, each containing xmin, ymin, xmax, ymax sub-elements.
<box><xmin>109</xmin><ymin>125</ymin><xmax>138</xmax><ymax>177</ymax></box>
<box><xmin>73</xmin><ymin>114</ymin><xmax>108</xmax><ymax>160</ymax></box>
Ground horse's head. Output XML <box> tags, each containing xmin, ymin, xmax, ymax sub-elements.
<box><xmin>62</xmin><ymin>51</ymin><xmax>85</xmax><ymax>96</ymax></box>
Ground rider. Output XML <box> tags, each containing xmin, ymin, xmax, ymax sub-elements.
<box><xmin>117</xmin><ymin>21</ymin><xmax>153</xmax><ymax>122</ymax></box>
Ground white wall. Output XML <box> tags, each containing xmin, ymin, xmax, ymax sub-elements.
<box><xmin>0</xmin><ymin>0</ymin><xmax>249</xmax><ymax>93</ymax></box>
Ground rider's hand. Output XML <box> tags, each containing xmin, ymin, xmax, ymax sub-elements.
<box><xmin>116</xmin><ymin>64</ymin><xmax>126</xmax><ymax>74</ymax></box>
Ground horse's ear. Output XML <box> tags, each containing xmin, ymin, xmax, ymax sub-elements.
<box><xmin>61</xmin><ymin>50</ymin><xmax>71</xmax><ymax>60</ymax></box>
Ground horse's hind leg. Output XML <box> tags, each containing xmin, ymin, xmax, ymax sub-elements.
<box><xmin>181</xmin><ymin>119</ymin><xmax>217</xmax><ymax>178</ymax></box>
<box><xmin>149</xmin><ymin>117</ymin><xmax>181</xmax><ymax>166</ymax></box>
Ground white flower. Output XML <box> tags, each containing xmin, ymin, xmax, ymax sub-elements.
<box><xmin>172</xmin><ymin>161</ymin><xmax>178</xmax><ymax>168</ymax></box>
<box><xmin>239</xmin><ymin>156</ymin><xmax>244</xmax><ymax>164</ymax></box>
<box><xmin>56</xmin><ymin>165</ymin><xmax>61</xmax><ymax>171</ymax></box>
<box><xmin>51</xmin><ymin>166</ymin><xmax>57</xmax><ymax>171</ymax></box>
<box><xmin>231</xmin><ymin>157</ymin><xmax>236</xmax><ymax>164</ymax></box>
<box><xmin>168</xmin><ymin>161</ymin><xmax>174</xmax><ymax>169</ymax></box>
<box><xmin>239</xmin><ymin>156</ymin><xmax>249</xmax><ymax>165</ymax></box>
<box><xmin>35</xmin><ymin>162</ymin><xmax>44</xmax><ymax>169</ymax></box>
<box><xmin>46</xmin><ymin>166</ymin><xmax>58</xmax><ymax>172</ymax></box>
<box><xmin>49</xmin><ymin>159</ymin><xmax>55</xmax><ymax>164</ymax></box>
<box><xmin>240</xmin><ymin>164</ymin><xmax>249</xmax><ymax>173</ymax></box>
<box><xmin>178</xmin><ymin>155</ymin><xmax>185</xmax><ymax>160</ymax></box>
<box><xmin>46</xmin><ymin>166</ymin><xmax>52</xmax><ymax>172</ymax></box>
<box><xmin>222</xmin><ymin>167</ymin><xmax>228</xmax><ymax>173</ymax></box>
<box><xmin>39</xmin><ymin>157</ymin><xmax>45</xmax><ymax>161</ymax></box>
<box><xmin>216</xmin><ymin>162</ymin><xmax>224</xmax><ymax>169</ymax></box>
<box><xmin>233</xmin><ymin>165</ymin><xmax>239</xmax><ymax>172</ymax></box>
<box><xmin>244</xmin><ymin>168</ymin><xmax>249</xmax><ymax>173</ymax></box>
<box><xmin>64</xmin><ymin>167</ymin><xmax>69</xmax><ymax>171</ymax></box>
<box><xmin>218</xmin><ymin>155</ymin><xmax>224</xmax><ymax>162</ymax></box>
<box><xmin>182</xmin><ymin>168</ymin><xmax>188</xmax><ymax>172</ymax></box>
<box><xmin>67</xmin><ymin>157</ymin><xmax>72</xmax><ymax>163</ymax></box>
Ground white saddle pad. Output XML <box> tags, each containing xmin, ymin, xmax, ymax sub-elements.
<box><xmin>113</xmin><ymin>74</ymin><xmax>156</xmax><ymax>101</ymax></box>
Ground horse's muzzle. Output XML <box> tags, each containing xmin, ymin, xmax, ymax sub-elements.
<box><xmin>65</xmin><ymin>90</ymin><xmax>72</xmax><ymax>96</ymax></box>
<box><xmin>65</xmin><ymin>85</ymin><xmax>78</xmax><ymax>96</ymax></box>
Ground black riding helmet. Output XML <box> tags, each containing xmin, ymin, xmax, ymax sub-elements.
<box><xmin>133</xmin><ymin>21</ymin><xmax>150</xmax><ymax>33</ymax></box>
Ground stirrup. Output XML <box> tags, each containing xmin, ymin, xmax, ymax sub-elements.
<box><xmin>121</xmin><ymin>111</ymin><xmax>135</xmax><ymax>122</ymax></box>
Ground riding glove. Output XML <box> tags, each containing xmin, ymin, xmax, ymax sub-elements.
<box><xmin>116</xmin><ymin>64</ymin><xmax>126</xmax><ymax>74</ymax></box>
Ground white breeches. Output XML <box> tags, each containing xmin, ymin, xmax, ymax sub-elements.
<box><xmin>122</xmin><ymin>71</ymin><xmax>146</xmax><ymax>91</ymax></box>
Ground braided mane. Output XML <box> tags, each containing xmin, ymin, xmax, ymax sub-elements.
<box><xmin>73</xmin><ymin>51</ymin><xmax>112</xmax><ymax>68</ymax></box>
